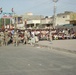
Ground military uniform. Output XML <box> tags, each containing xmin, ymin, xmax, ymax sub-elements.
<box><xmin>4</xmin><ymin>30</ymin><xmax>9</xmax><ymax>46</ymax></box>
<box><xmin>0</xmin><ymin>31</ymin><xmax>4</xmax><ymax>46</ymax></box>
<box><xmin>23</xmin><ymin>31</ymin><xmax>28</xmax><ymax>44</ymax></box>
<box><xmin>13</xmin><ymin>32</ymin><xmax>19</xmax><ymax>46</ymax></box>
<box><xmin>49</xmin><ymin>31</ymin><xmax>52</xmax><ymax>42</ymax></box>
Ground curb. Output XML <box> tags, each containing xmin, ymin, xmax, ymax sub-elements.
<box><xmin>34</xmin><ymin>44</ymin><xmax>76</xmax><ymax>54</ymax></box>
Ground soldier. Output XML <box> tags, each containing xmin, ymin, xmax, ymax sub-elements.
<box><xmin>23</xmin><ymin>30</ymin><xmax>28</xmax><ymax>44</ymax></box>
<box><xmin>13</xmin><ymin>31</ymin><xmax>19</xmax><ymax>46</ymax></box>
<box><xmin>49</xmin><ymin>30</ymin><xmax>52</xmax><ymax>43</ymax></box>
<box><xmin>4</xmin><ymin>29</ymin><xmax>9</xmax><ymax>46</ymax></box>
<box><xmin>0</xmin><ymin>31</ymin><xmax>4</xmax><ymax>46</ymax></box>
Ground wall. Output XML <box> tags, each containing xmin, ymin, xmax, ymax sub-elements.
<box><xmin>56</xmin><ymin>14</ymin><xmax>70</xmax><ymax>26</ymax></box>
<box><xmin>27</xmin><ymin>20</ymin><xmax>40</xmax><ymax>24</ymax></box>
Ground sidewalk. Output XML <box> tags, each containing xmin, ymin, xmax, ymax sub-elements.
<box><xmin>35</xmin><ymin>39</ymin><xmax>76</xmax><ymax>54</ymax></box>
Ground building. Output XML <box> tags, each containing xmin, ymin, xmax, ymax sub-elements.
<box><xmin>12</xmin><ymin>11</ymin><xmax>76</xmax><ymax>30</ymax></box>
<box><xmin>23</xmin><ymin>12</ymin><xmax>44</xmax><ymax>29</ymax></box>
<box><xmin>56</xmin><ymin>11</ymin><xmax>76</xmax><ymax>26</ymax></box>
<box><xmin>40</xmin><ymin>17</ymin><xmax>53</xmax><ymax>29</ymax></box>
<box><xmin>12</xmin><ymin>14</ymin><xmax>25</xmax><ymax>30</ymax></box>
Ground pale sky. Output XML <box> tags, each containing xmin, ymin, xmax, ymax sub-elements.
<box><xmin>0</xmin><ymin>0</ymin><xmax>76</xmax><ymax>16</ymax></box>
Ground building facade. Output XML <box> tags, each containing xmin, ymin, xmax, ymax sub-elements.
<box><xmin>56</xmin><ymin>11</ymin><xmax>76</xmax><ymax>26</ymax></box>
<box><xmin>12</xmin><ymin>11</ymin><xmax>76</xmax><ymax>30</ymax></box>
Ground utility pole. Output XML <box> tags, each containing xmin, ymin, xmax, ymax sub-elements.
<box><xmin>49</xmin><ymin>0</ymin><xmax>58</xmax><ymax>42</ymax></box>
<box><xmin>52</xmin><ymin>0</ymin><xmax>58</xmax><ymax>29</ymax></box>
<box><xmin>11</xmin><ymin>8</ymin><xmax>16</xmax><ymax>32</ymax></box>
<box><xmin>0</xmin><ymin>8</ymin><xmax>3</xmax><ymax>29</ymax></box>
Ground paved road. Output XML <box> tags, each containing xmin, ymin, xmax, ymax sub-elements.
<box><xmin>0</xmin><ymin>45</ymin><xmax>76</xmax><ymax>75</ymax></box>
<box><xmin>35</xmin><ymin>39</ymin><xmax>76</xmax><ymax>53</ymax></box>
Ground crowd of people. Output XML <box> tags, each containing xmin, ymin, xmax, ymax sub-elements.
<box><xmin>0</xmin><ymin>29</ymin><xmax>39</xmax><ymax>46</ymax></box>
<box><xmin>52</xmin><ymin>28</ymin><xmax>76</xmax><ymax>40</ymax></box>
<box><xmin>0</xmin><ymin>28</ymin><xmax>76</xmax><ymax>47</ymax></box>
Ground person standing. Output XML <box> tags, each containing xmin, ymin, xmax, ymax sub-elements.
<box><xmin>23</xmin><ymin>30</ymin><xmax>28</xmax><ymax>44</ymax></box>
<box><xmin>4</xmin><ymin>30</ymin><xmax>9</xmax><ymax>46</ymax></box>
<box><xmin>0</xmin><ymin>31</ymin><xmax>4</xmax><ymax>46</ymax></box>
<box><xmin>13</xmin><ymin>31</ymin><xmax>19</xmax><ymax>46</ymax></box>
<box><xmin>49</xmin><ymin>30</ymin><xmax>52</xmax><ymax>43</ymax></box>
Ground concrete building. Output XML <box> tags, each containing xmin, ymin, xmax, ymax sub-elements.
<box><xmin>56</xmin><ymin>11</ymin><xmax>76</xmax><ymax>26</ymax></box>
<box><xmin>23</xmin><ymin>13</ymin><xmax>53</xmax><ymax>29</ymax></box>
<box><xmin>11</xmin><ymin>14</ymin><xmax>25</xmax><ymax>30</ymax></box>
<box><xmin>23</xmin><ymin>11</ymin><xmax>76</xmax><ymax>29</ymax></box>
<box><xmin>23</xmin><ymin>13</ymin><xmax>44</xmax><ymax>29</ymax></box>
<box><xmin>12</xmin><ymin>11</ymin><xmax>76</xmax><ymax>30</ymax></box>
<box><xmin>40</xmin><ymin>17</ymin><xmax>53</xmax><ymax>29</ymax></box>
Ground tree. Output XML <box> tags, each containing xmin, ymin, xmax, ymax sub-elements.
<box><xmin>6</xmin><ymin>18</ymin><xmax>10</xmax><ymax>25</ymax></box>
<box><xmin>0</xmin><ymin>18</ymin><xmax>10</xmax><ymax>28</ymax></box>
<box><xmin>0</xmin><ymin>18</ymin><xmax>3</xmax><ymax>28</ymax></box>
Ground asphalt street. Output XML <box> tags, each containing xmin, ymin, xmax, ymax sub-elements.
<box><xmin>0</xmin><ymin>44</ymin><xmax>76</xmax><ymax>75</ymax></box>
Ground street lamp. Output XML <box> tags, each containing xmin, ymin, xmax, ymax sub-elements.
<box><xmin>52</xmin><ymin>0</ymin><xmax>58</xmax><ymax>29</ymax></box>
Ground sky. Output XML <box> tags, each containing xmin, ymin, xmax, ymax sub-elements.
<box><xmin>0</xmin><ymin>0</ymin><xmax>76</xmax><ymax>16</ymax></box>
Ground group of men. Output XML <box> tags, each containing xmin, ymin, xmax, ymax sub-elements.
<box><xmin>0</xmin><ymin>29</ymin><xmax>39</xmax><ymax>47</ymax></box>
<box><xmin>0</xmin><ymin>29</ymin><xmax>9</xmax><ymax>46</ymax></box>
